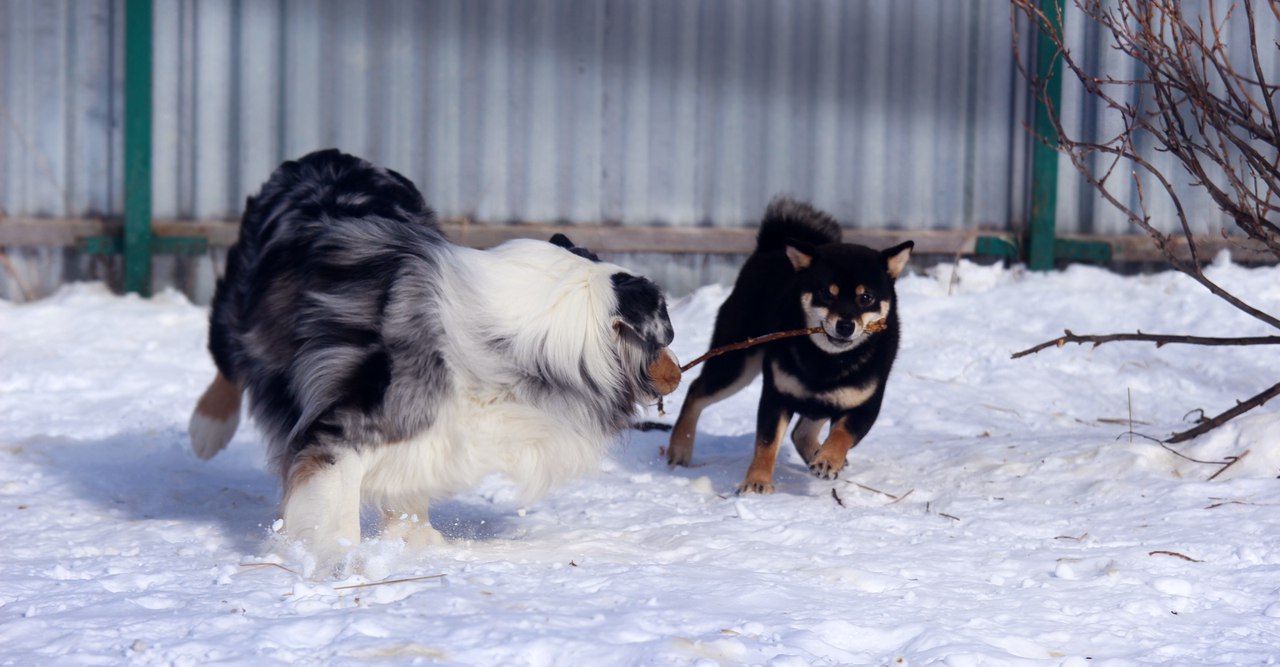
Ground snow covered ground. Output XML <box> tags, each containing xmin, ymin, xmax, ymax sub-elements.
<box><xmin>3</xmin><ymin>257</ymin><xmax>1280</xmax><ymax>666</ymax></box>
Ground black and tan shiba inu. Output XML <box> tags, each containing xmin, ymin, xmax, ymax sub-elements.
<box><xmin>667</xmin><ymin>198</ymin><xmax>912</xmax><ymax>494</ymax></box>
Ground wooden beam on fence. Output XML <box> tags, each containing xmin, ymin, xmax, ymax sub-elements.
<box><xmin>0</xmin><ymin>217</ymin><xmax>1273</xmax><ymax>264</ymax></box>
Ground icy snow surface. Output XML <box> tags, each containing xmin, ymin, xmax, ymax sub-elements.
<box><xmin>3</xmin><ymin>259</ymin><xmax>1280</xmax><ymax>666</ymax></box>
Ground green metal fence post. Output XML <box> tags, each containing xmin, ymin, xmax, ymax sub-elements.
<box><xmin>123</xmin><ymin>0</ymin><xmax>153</xmax><ymax>295</ymax></box>
<box><xmin>1027</xmin><ymin>0</ymin><xmax>1063</xmax><ymax>272</ymax></box>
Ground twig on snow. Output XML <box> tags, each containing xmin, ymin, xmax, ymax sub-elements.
<box><xmin>282</xmin><ymin>573</ymin><xmax>447</xmax><ymax>597</ymax></box>
<box><xmin>239</xmin><ymin>562</ymin><xmax>299</xmax><ymax>576</ymax></box>
<box><xmin>1148</xmin><ymin>550</ymin><xmax>1203</xmax><ymax>563</ymax></box>
<box><xmin>1167</xmin><ymin>382</ymin><xmax>1280</xmax><ymax>443</ymax></box>
<box><xmin>887</xmin><ymin>489</ymin><xmax>915</xmax><ymax>506</ymax></box>
<box><xmin>1207</xmin><ymin>449</ymin><xmax>1251</xmax><ymax>481</ymax></box>
<box><xmin>1012</xmin><ymin>330</ymin><xmax>1280</xmax><ymax>360</ymax></box>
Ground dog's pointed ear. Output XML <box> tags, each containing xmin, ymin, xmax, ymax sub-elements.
<box><xmin>785</xmin><ymin>242</ymin><xmax>816</xmax><ymax>271</ymax></box>
<box><xmin>882</xmin><ymin>241</ymin><xmax>914</xmax><ymax>280</ymax></box>
<box><xmin>549</xmin><ymin>232</ymin><xmax>601</xmax><ymax>262</ymax></box>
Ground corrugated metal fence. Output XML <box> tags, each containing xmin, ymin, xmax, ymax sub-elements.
<box><xmin>0</xmin><ymin>0</ymin><xmax>1274</xmax><ymax>300</ymax></box>
<box><xmin>2</xmin><ymin>0</ymin><xmax>1028</xmax><ymax>227</ymax></box>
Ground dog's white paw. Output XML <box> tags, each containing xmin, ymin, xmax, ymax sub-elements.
<box><xmin>188</xmin><ymin>410</ymin><xmax>239</xmax><ymax>460</ymax></box>
<box><xmin>380</xmin><ymin>514</ymin><xmax>446</xmax><ymax>549</ymax></box>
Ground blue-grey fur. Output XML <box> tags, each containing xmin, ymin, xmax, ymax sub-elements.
<box><xmin>207</xmin><ymin>150</ymin><xmax>672</xmax><ymax>482</ymax></box>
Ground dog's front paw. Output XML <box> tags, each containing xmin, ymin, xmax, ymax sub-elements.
<box><xmin>667</xmin><ymin>441</ymin><xmax>693</xmax><ymax>467</ymax></box>
<box><xmin>808</xmin><ymin>453</ymin><xmax>847</xmax><ymax>480</ymax></box>
<box><xmin>736</xmin><ymin>476</ymin><xmax>775</xmax><ymax>495</ymax></box>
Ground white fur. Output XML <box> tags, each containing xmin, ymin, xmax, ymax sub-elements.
<box><xmin>281</xmin><ymin>239</ymin><xmax>640</xmax><ymax>561</ymax></box>
<box><xmin>282</xmin><ymin>449</ymin><xmax>364</xmax><ymax>562</ymax></box>
<box><xmin>772</xmin><ymin>360</ymin><xmax>879</xmax><ymax>410</ymax></box>
<box><xmin>188</xmin><ymin>411</ymin><xmax>239</xmax><ymax>461</ymax></box>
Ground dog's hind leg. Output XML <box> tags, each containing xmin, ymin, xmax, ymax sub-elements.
<box><xmin>668</xmin><ymin>351</ymin><xmax>763</xmax><ymax>467</ymax></box>
<box><xmin>189</xmin><ymin>372</ymin><xmax>242</xmax><ymax>460</ymax></box>
<box><xmin>281</xmin><ymin>447</ymin><xmax>364</xmax><ymax>564</ymax></box>
<box><xmin>791</xmin><ymin>416</ymin><xmax>828</xmax><ymax>465</ymax></box>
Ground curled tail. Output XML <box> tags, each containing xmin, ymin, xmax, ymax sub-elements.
<box><xmin>189</xmin><ymin>372</ymin><xmax>242</xmax><ymax>460</ymax></box>
<box><xmin>755</xmin><ymin>196</ymin><xmax>843</xmax><ymax>253</ymax></box>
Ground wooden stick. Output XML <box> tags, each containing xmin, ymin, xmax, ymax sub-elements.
<box><xmin>679</xmin><ymin>327</ymin><xmax>825</xmax><ymax>373</ymax></box>
<box><xmin>331</xmin><ymin>573</ymin><xmax>446</xmax><ymax>592</ymax></box>
<box><xmin>238</xmin><ymin>562</ymin><xmax>300</xmax><ymax>576</ymax></box>
<box><xmin>1012</xmin><ymin>329</ymin><xmax>1280</xmax><ymax>359</ymax></box>
<box><xmin>1167</xmin><ymin>382</ymin><xmax>1280</xmax><ymax>443</ymax></box>
<box><xmin>655</xmin><ymin>324</ymin><xmax>886</xmax><ymax>416</ymax></box>
<box><xmin>1207</xmin><ymin>449</ymin><xmax>1251</xmax><ymax>481</ymax></box>
<box><xmin>1148</xmin><ymin>550</ymin><xmax>1203</xmax><ymax>563</ymax></box>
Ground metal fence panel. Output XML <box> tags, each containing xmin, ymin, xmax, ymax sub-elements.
<box><xmin>3</xmin><ymin>0</ymin><xmax>1032</xmax><ymax>232</ymax></box>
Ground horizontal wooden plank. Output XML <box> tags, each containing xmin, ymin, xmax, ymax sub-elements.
<box><xmin>0</xmin><ymin>216</ymin><xmax>1273</xmax><ymax>263</ymax></box>
<box><xmin>0</xmin><ymin>216</ymin><xmax>1009</xmax><ymax>256</ymax></box>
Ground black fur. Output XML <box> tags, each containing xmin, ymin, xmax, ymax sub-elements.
<box><xmin>206</xmin><ymin>150</ymin><xmax>675</xmax><ymax>488</ymax></box>
<box><xmin>669</xmin><ymin>197</ymin><xmax>912</xmax><ymax>491</ymax></box>
<box><xmin>208</xmin><ymin>150</ymin><xmax>452</xmax><ymax>471</ymax></box>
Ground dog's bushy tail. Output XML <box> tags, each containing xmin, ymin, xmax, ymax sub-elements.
<box><xmin>755</xmin><ymin>197</ymin><xmax>842</xmax><ymax>253</ymax></box>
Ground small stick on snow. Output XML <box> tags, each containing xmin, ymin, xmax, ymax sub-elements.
<box><xmin>851</xmin><ymin>482</ymin><xmax>899</xmax><ymax>500</ymax></box>
<box><xmin>887</xmin><ymin>489</ymin><xmax>915</xmax><ymax>506</ymax></box>
<box><xmin>1207</xmin><ymin>449</ymin><xmax>1251</xmax><ymax>481</ymax></box>
<box><xmin>331</xmin><ymin>574</ymin><xmax>446</xmax><ymax>592</ymax></box>
<box><xmin>1012</xmin><ymin>329</ymin><xmax>1280</xmax><ymax>359</ymax></box>
<box><xmin>1148</xmin><ymin>550</ymin><xmax>1203</xmax><ymax>563</ymax></box>
<box><xmin>831</xmin><ymin>488</ymin><xmax>845</xmax><ymax>507</ymax></box>
<box><xmin>281</xmin><ymin>573</ymin><xmax>447</xmax><ymax>597</ymax></box>
<box><xmin>239</xmin><ymin>562</ymin><xmax>300</xmax><ymax>576</ymax></box>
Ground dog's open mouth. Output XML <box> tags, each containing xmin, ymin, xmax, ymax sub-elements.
<box><xmin>825</xmin><ymin>333</ymin><xmax>856</xmax><ymax>347</ymax></box>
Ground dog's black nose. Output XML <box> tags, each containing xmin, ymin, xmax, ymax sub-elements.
<box><xmin>834</xmin><ymin>319</ymin><xmax>855</xmax><ymax>338</ymax></box>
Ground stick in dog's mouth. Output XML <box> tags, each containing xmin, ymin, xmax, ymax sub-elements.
<box><xmin>650</xmin><ymin>322</ymin><xmax>891</xmax><ymax>415</ymax></box>
<box><xmin>652</xmin><ymin>326</ymin><xmax>823</xmax><ymax>416</ymax></box>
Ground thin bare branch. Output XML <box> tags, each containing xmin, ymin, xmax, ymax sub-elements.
<box><xmin>1167</xmin><ymin>381</ymin><xmax>1280</xmax><ymax>443</ymax></box>
<box><xmin>1012</xmin><ymin>329</ymin><xmax>1280</xmax><ymax>359</ymax></box>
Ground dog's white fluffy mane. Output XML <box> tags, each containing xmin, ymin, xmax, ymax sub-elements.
<box><xmin>358</xmin><ymin>239</ymin><xmax>637</xmax><ymax>507</ymax></box>
<box><xmin>440</xmin><ymin>239</ymin><xmax>626</xmax><ymax>398</ymax></box>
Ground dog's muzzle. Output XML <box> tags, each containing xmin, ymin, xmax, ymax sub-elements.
<box><xmin>648</xmin><ymin>348</ymin><xmax>682</xmax><ymax>396</ymax></box>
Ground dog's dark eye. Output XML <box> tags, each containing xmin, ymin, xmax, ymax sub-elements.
<box><xmin>857</xmin><ymin>293</ymin><xmax>876</xmax><ymax>307</ymax></box>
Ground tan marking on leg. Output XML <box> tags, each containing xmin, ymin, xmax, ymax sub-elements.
<box><xmin>737</xmin><ymin>413</ymin><xmax>791</xmax><ymax>495</ymax></box>
<box><xmin>792</xmin><ymin>416</ymin><xmax>827</xmax><ymax>465</ymax></box>
<box><xmin>668</xmin><ymin>379</ymin><xmax>707</xmax><ymax>467</ymax></box>
<box><xmin>668</xmin><ymin>352</ymin><xmax>762</xmax><ymax>467</ymax></box>
<box><xmin>189</xmin><ymin>372</ymin><xmax>242</xmax><ymax>460</ymax></box>
<box><xmin>809</xmin><ymin>419</ymin><xmax>857</xmax><ymax>480</ymax></box>
<box><xmin>195</xmin><ymin>372</ymin><xmax>240</xmax><ymax>419</ymax></box>
<box><xmin>281</xmin><ymin>449</ymin><xmax>338</xmax><ymax>508</ymax></box>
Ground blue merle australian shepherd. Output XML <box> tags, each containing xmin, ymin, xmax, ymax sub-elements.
<box><xmin>189</xmin><ymin>150</ymin><xmax>679</xmax><ymax>563</ymax></box>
